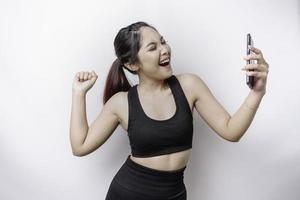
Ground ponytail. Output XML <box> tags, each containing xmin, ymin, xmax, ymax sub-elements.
<box><xmin>102</xmin><ymin>58</ymin><xmax>132</xmax><ymax>104</ymax></box>
<box><xmin>103</xmin><ymin>21</ymin><xmax>157</xmax><ymax>105</ymax></box>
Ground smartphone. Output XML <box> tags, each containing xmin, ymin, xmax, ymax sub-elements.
<box><xmin>246</xmin><ymin>33</ymin><xmax>255</xmax><ymax>89</ymax></box>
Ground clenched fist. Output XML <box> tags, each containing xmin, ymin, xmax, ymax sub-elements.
<box><xmin>72</xmin><ymin>70</ymin><xmax>98</xmax><ymax>95</ymax></box>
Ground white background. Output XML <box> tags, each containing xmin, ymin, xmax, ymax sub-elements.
<box><xmin>1</xmin><ymin>0</ymin><xmax>300</xmax><ymax>199</ymax></box>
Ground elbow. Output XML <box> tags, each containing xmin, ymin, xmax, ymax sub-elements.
<box><xmin>228</xmin><ymin>137</ymin><xmax>241</xmax><ymax>142</ymax></box>
<box><xmin>72</xmin><ymin>152</ymin><xmax>84</xmax><ymax>157</ymax></box>
<box><xmin>219</xmin><ymin>133</ymin><xmax>240</xmax><ymax>142</ymax></box>
<box><xmin>222</xmin><ymin>136</ymin><xmax>239</xmax><ymax>142</ymax></box>
<box><xmin>72</xmin><ymin>148</ymin><xmax>85</xmax><ymax>157</ymax></box>
<box><xmin>224</xmin><ymin>118</ymin><xmax>242</xmax><ymax>142</ymax></box>
<box><xmin>223</xmin><ymin>132</ymin><xmax>241</xmax><ymax>142</ymax></box>
<box><xmin>224</xmin><ymin>128</ymin><xmax>242</xmax><ymax>142</ymax></box>
<box><xmin>227</xmin><ymin>133</ymin><xmax>242</xmax><ymax>142</ymax></box>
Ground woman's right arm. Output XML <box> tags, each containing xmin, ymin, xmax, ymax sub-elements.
<box><xmin>69</xmin><ymin>91</ymin><xmax>89</xmax><ymax>156</ymax></box>
<box><xmin>69</xmin><ymin>91</ymin><xmax>120</xmax><ymax>157</ymax></box>
<box><xmin>69</xmin><ymin>70</ymin><xmax>120</xmax><ymax>156</ymax></box>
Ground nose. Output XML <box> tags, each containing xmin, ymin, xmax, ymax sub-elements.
<box><xmin>160</xmin><ymin>45</ymin><xmax>170</xmax><ymax>56</ymax></box>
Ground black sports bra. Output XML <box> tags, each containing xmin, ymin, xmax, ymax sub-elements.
<box><xmin>127</xmin><ymin>75</ymin><xmax>193</xmax><ymax>157</ymax></box>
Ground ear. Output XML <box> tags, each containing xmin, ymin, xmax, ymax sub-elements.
<box><xmin>124</xmin><ymin>63</ymin><xmax>139</xmax><ymax>72</ymax></box>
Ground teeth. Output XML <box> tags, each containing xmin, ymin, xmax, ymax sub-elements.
<box><xmin>160</xmin><ymin>58</ymin><xmax>170</xmax><ymax>64</ymax></box>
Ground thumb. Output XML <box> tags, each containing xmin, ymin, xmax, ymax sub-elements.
<box><xmin>90</xmin><ymin>70</ymin><xmax>98</xmax><ymax>81</ymax></box>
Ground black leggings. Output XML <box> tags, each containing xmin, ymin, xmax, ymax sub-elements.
<box><xmin>105</xmin><ymin>155</ymin><xmax>187</xmax><ymax>200</ymax></box>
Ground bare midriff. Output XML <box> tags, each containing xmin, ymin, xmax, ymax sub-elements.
<box><xmin>130</xmin><ymin>148</ymin><xmax>191</xmax><ymax>172</ymax></box>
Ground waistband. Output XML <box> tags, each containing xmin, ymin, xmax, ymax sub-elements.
<box><xmin>125</xmin><ymin>155</ymin><xmax>187</xmax><ymax>177</ymax></box>
<box><xmin>112</xmin><ymin>155</ymin><xmax>187</xmax><ymax>198</ymax></box>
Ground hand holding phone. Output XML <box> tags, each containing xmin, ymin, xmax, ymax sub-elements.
<box><xmin>246</xmin><ymin>33</ymin><xmax>255</xmax><ymax>89</ymax></box>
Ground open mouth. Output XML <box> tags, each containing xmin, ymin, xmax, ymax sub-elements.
<box><xmin>159</xmin><ymin>61</ymin><xmax>170</xmax><ymax>67</ymax></box>
<box><xmin>159</xmin><ymin>58</ymin><xmax>170</xmax><ymax>67</ymax></box>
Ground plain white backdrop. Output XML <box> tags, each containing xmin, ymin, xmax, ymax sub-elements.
<box><xmin>1</xmin><ymin>0</ymin><xmax>300</xmax><ymax>199</ymax></box>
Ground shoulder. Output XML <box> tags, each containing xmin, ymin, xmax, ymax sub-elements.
<box><xmin>174</xmin><ymin>73</ymin><xmax>208</xmax><ymax>101</ymax></box>
<box><xmin>104</xmin><ymin>91</ymin><xmax>127</xmax><ymax>119</ymax></box>
<box><xmin>174</xmin><ymin>73</ymin><xmax>205</xmax><ymax>90</ymax></box>
<box><xmin>105</xmin><ymin>91</ymin><xmax>127</xmax><ymax>106</ymax></box>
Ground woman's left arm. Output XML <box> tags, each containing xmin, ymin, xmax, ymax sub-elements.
<box><xmin>227</xmin><ymin>46</ymin><xmax>269</xmax><ymax>141</ymax></box>
<box><xmin>188</xmin><ymin>47</ymin><xmax>269</xmax><ymax>142</ymax></box>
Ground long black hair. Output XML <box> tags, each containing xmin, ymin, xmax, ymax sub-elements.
<box><xmin>102</xmin><ymin>21</ymin><xmax>158</xmax><ymax>104</ymax></box>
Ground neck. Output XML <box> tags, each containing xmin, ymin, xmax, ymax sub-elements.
<box><xmin>138</xmin><ymin>78</ymin><xmax>169</xmax><ymax>94</ymax></box>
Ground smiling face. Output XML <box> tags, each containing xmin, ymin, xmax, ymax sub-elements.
<box><xmin>130</xmin><ymin>26</ymin><xmax>172</xmax><ymax>80</ymax></box>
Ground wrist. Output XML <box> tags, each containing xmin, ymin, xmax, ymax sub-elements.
<box><xmin>244</xmin><ymin>90</ymin><xmax>265</xmax><ymax>111</ymax></box>
<box><xmin>72</xmin><ymin>89</ymin><xmax>86</xmax><ymax>97</ymax></box>
<box><xmin>243</xmin><ymin>102</ymin><xmax>258</xmax><ymax>111</ymax></box>
<box><xmin>250</xmin><ymin>89</ymin><xmax>266</xmax><ymax>97</ymax></box>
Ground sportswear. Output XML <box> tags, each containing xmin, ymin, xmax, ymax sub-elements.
<box><xmin>127</xmin><ymin>75</ymin><xmax>193</xmax><ymax>157</ymax></box>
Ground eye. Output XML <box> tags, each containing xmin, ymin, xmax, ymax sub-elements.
<box><xmin>149</xmin><ymin>40</ymin><xmax>168</xmax><ymax>51</ymax></box>
<box><xmin>149</xmin><ymin>46</ymin><xmax>156</xmax><ymax>51</ymax></box>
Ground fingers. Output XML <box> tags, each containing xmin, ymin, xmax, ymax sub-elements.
<box><xmin>243</xmin><ymin>54</ymin><xmax>264</xmax><ymax>63</ymax></box>
<box><xmin>245</xmin><ymin>70</ymin><xmax>268</xmax><ymax>80</ymax></box>
<box><xmin>75</xmin><ymin>71</ymin><xmax>98</xmax><ymax>82</ymax></box>
<box><xmin>250</xmin><ymin>46</ymin><xmax>263</xmax><ymax>55</ymax></box>
<box><xmin>243</xmin><ymin>47</ymin><xmax>266</xmax><ymax>64</ymax></box>
<box><xmin>242</xmin><ymin>45</ymin><xmax>269</xmax><ymax>73</ymax></box>
<box><xmin>241</xmin><ymin>63</ymin><xmax>269</xmax><ymax>73</ymax></box>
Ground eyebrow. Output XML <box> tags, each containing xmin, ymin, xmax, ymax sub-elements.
<box><xmin>145</xmin><ymin>36</ymin><xmax>164</xmax><ymax>48</ymax></box>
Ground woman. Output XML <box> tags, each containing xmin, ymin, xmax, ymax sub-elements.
<box><xmin>70</xmin><ymin>21</ymin><xmax>269</xmax><ymax>199</ymax></box>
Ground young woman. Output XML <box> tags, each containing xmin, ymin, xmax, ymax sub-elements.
<box><xmin>70</xmin><ymin>21</ymin><xmax>269</xmax><ymax>199</ymax></box>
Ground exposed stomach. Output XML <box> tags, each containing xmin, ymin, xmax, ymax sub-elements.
<box><xmin>130</xmin><ymin>148</ymin><xmax>192</xmax><ymax>172</ymax></box>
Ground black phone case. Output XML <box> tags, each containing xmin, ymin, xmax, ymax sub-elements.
<box><xmin>246</xmin><ymin>33</ymin><xmax>254</xmax><ymax>89</ymax></box>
